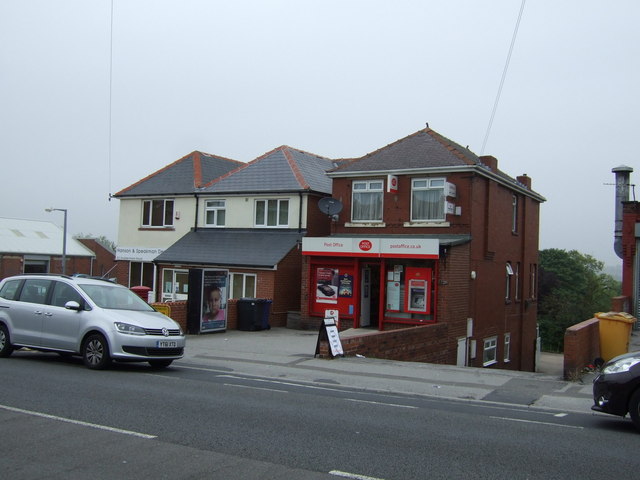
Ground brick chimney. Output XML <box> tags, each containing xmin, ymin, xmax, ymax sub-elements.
<box><xmin>480</xmin><ymin>155</ymin><xmax>498</xmax><ymax>172</ymax></box>
<box><xmin>517</xmin><ymin>174</ymin><xmax>531</xmax><ymax>189</ymax></box>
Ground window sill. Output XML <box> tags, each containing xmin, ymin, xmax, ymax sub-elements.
<box><xmin>138</xmin><ymin>227</ymin><xmax>175</xmax><ymax>231</ymax></box>
<box><xmin>483</xmin><ymin>360</ymin><xmax>498</xmax><ymax>367</ymax></box>
<box><xmin>345</xmin><ymin>222</ymin><xmax>386</xmax><ymax>228</ymax></box>
<box><xmin>403</xmin><ymin>221</ymin><xmax>450</xmax><ymax>227</ymax></box>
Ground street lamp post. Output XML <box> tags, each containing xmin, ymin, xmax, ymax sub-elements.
<box><xmin>45</xmin><ymin>208</ymin><xmax>67</xmax><ymax>275</ymax></box>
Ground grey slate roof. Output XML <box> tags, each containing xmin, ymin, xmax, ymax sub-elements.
<box><xmin>153</xmin><ymin>229</ymin><xmax>304</xmax><ymax>268</ymax></box>
<box><xmin>331</xmin><ymin>129</ymin><xmax>481</xmax><ymax>173</ymax></box>
<box><xmin>114</xmin><ymin>151</ymin><xmax>243</xmax><ymax>197</ymax></box>
<box><xmin>201</xmin><ymin>146</ymin><xmax>334</xmax><ymax>195</ymax></box>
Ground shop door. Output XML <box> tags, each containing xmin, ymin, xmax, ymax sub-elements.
<box><xmin>162</xmin><ymin>269</ymin><xmax>189</xmax><ymax>302</ymax></box>
<box><xmin>456</xmin><ymin>337</ymin><xmax>467</xmax><ymax>366</ymax></box>
<box><xmin>360</xmin><ymin>267</ymin><xmax>371</xmax><ymax>327</ymax></box>
<box><xmin>360</xmin><ymin>265</ymin><xmax>380</xmax><ymax>328</ymax></box>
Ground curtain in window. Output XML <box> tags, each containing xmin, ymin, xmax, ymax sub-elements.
<box><xmin>412</xmin><ymin>189</ymin><xmax>444</xmax><ymax>221</ymax></box>
<box><xmin>353</xmin><ymin>192</ymin><xmax>382</xmax><ymax>221</ymax></box>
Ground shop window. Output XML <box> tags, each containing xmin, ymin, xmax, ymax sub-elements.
<box><xmin>352</xmin><ymin>180</ymin><xmax>383</xmax><ymax>222</ymax></box>
<box><xmin>504</xmin><ymin>333</ymin><xmax>511</xmax><ymax>362</ymax></box>
<box><xmin>130</xmin><ymin>261</ymin><xmax>154</xmax><ymax>289</ymax></box>
<box><xmin>255</xmin><ymin>199</ymin><xmax>289</xmax><ymax>227</ymax></box>
<box><xmin>230</xmin><ymin>273</ymin><xmax>257</xmax><ymax>299</ymax></box>
<box><xmin>483</xmin><ymin>336</ymin><xmax>498</xmax><ymax>366</ymax></box>
<box><xmin>142</xmin><ymin>199</ymin><xmax>174</xmax><ymax>227</ymax></box>
<box><xmin>411</xmin><ymin>178</ymin><xmax>445</xmax><ymax>222</ymax></box>
<box><xmin>205</xmin><ymin>199</ymin><xmax>226</xmax><ymax>226</ymax></box>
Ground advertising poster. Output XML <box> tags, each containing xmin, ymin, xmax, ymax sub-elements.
<box><xmin>201</xmin><ymin>269</ymin><xmax>228</xmax><ymax>332</ymax></box>
<box><xmin>338</xmin><ymin>273</ymin><xmax>353</xmax><ymax>298</ymax></box>
<box><xmin>316</xmin><ymin>268</ymin><xmax>338</xmax><ymax>304</ymax></box>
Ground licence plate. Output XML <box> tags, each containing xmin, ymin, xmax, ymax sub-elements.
<box><xmin>156</xmin><ymin>340</ymin><xmax>178</xmax><ymax>348</ymax></box>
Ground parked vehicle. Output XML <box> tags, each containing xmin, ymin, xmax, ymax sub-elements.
<box><xmin>0</xmin><ymin>274</ymin><xmax>185</xmax><ymax>369</ymax></box>
<box><xmin>592</xmin><ymin>351</ymin><xmax>640</xmax><ymax>431</ymax></box>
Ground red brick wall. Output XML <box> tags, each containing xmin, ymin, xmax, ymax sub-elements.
<box><xmin>152</xmin><ymin>301</ymin><xmax>188</xmax><ymax>331</ymax></box>
<box><xmin>564</xmin><ymin>318</ymin><xmax>600</xmax><ymax>380</ymax></box>
<box><xmin>318</xmin><ymin>324</ymin><xmax>450</xmax><ymax>363</ymax></box>
<box><xmin>0</xmin><ymin>256</ymin><xmax>24</xmax><ymax>279</ymax></box>
<box><xmin>77</xmin><ymin>239</ymin><xmax>117</xmax><ymax>277</ymax></box>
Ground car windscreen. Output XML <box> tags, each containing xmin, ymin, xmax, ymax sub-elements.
<box><xmin>79</xmin><ymin>284</ymin><xmax>156</xmax><ymax>312</ymax></box>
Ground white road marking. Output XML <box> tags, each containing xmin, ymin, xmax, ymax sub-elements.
<box><xmin>223</xmin><ymin>383</ymin><xmax>288</xmax><ymax>393</ymax></box>
<box><xmin>330</xmin><ymin>470</ymin><xmax>387</xmax><ymax>480</ymax></box>
<box><xmin>345</xmin><ymin>398</ymin><xmax>418</xmax><ymax>409</ymax></box>
<box><xmin>490</xmin><ymin>415</ymin><xmax>583</xmax><ymax>429</ymax></box>
<box><xmin>0</xmin><ymin>404</ymin><xmax>156</xmax><ymax>439</ymax></box>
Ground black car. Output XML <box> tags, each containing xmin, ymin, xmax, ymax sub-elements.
<box><xmin>592</xmin><ymin>351</ymin><xmax>640</xmax><ymax>430</ymax></box>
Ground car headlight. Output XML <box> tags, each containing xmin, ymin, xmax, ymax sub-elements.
<box><xmin>114</xmin><ymin>322</ymin><xmax>146</xmax><ymax>335</ymax></box>
<box><xmin>603</xmin><ymin>356</ymin><xmax>640</xmax><ymax>374</ymax></box>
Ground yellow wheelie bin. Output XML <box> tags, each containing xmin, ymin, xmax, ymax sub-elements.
<box><xmin>596</xmin><ymin>312</ymin><xmax>637</xmax><ymax>361</ymax></box>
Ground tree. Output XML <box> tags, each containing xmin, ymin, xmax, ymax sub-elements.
<box><xmin>538</xmin><ymin>249</ymin><xmax>621</xmax><ymax>352</ymax></box>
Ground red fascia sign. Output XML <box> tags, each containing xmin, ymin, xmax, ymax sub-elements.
<box><xmin>302</xmin><ymin>237</ymin><xmax>439</xmax><ymax>259</ymax></box>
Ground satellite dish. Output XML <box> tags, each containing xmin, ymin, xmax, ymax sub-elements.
<box><xmin>318</xmin><ymin>197</ymin><xmax>343</xmax><ymax>217</ymax></box>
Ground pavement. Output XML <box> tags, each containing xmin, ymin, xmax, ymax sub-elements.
<box><xmin>177</xmin><ymin>326</ymin><xmax>640</xmax><ymax>415</ymax></box>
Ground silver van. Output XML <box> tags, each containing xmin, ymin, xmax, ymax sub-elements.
<box><xmin>0</xmin><ymin>274</ymin><xmax>185</xmax><ymax>369</ymax></box>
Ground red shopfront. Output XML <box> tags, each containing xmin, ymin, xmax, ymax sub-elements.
<box><xmin>302</xmin><ymin>237</ymin><xmax>440</xmax><ymax>330</ymax></box>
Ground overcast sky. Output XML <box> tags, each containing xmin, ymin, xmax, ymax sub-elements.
<box><xmin>1</xmin><ymin>0</ymin><xmax>638</xmax><ymax>268</ymax></box>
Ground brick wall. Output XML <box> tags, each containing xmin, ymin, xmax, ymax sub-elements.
<box><xmin>0</xmin><ymin>256</ymin><xmax>24</xmax><ymax>279</ymax></box>
<box><xmin>564</xmin><ymin>318</ymin><xmax>600</xmax><ymax>380</ymax></box>
<box><xmin>318</xmin><ymin>324</ymin><xmax>450</xmax><ymax>363</ymax></box>
<box><xmin>152</xmin><ymin>301</ymin><xmax>188</xmax><ymax>331</ymax></box>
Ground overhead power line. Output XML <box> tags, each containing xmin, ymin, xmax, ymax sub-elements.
<box><xmin>481</xmin><ymin>0</ymin><xmax>526</xmax><ymax>155</ymax></box>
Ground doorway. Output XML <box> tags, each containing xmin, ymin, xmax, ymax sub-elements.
<box><xmin>360</xmin><ymin>264</ymin><xmax>380</xmax><ymax>328</ymax></box>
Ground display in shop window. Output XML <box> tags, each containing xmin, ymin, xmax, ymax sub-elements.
<box><xmin>316</xmin><ymin>267</ymin><xmax>339</xmax><ymax>304</ymax></box>
<box><xmin>338</xmin><ymin>273</ymin><xmax>353</xmax><ymax>298</ymax></box>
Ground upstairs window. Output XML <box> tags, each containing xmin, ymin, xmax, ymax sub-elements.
<box><xmin>142</xmin><ymin>199</ymin><xmax>174</xmax><ymax>227</ymax></box>
<box><xmin>255</xmin><ymin>199</ymin><xmax>289</xmax><ymax>227</ymax></box>
<box><xmin>505</xmin><ymin>262</ymin><xmax>514</xmax><ymax>301</ymax></box>
<box><xmin>411</xmin><ymin>178</ymin><xmax>445</xmax><ymax>222</ymax></box>
<box><xmin>511</xmin><ymin>194</ymin><xmax>518</xmax><ymax>233</ymax></box>
<box><xmin>205</xmin><ymin>199</ymin><xmax>226</xmax><ymax>227</ymax></box>
<box><xmin>352</xmin><ymin>180</ymin><xmax>383</xmax><ymax>222</ymax></box>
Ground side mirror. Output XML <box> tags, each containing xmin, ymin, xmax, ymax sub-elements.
<box><xmin>64</xmin><ymin>300</ymin><xmax>82</xmax><ymax>311</ymax></box>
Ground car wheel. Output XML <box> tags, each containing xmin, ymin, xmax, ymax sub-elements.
<box><xmin>629</xmin><ymin>389</ymin><xmax>640</xmax><ymax>432</ymax></box>
<box><xmin>148</xmin><ymin>359</ymin><xmax>173</xmax><ymax>369</ymax></box>
<box><xmin>82</xmin><ymin>333</ymin><xmax>111</xmax><ymax>370</ymax></box>
<box><xmin>0</xmin><ymin>324</ymin><xmax>14</xmax><ymax>358</ymax></box>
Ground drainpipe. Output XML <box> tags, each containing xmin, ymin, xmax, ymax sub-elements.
<box><xmin>194</xmin><ymin>193</ymin><xmax>199</xmax><ymax>232</ymax></box>
<box><xmin>298</xmin><ymin>192</ymin><xmax>303</xmax><ymax>233</ymax></box>
<box><xmin>612</xmin><ymin>166</ymin><xmax>633</xmax><ymax>259</ymax></box>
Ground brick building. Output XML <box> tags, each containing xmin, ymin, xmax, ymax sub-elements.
<box><xmin>301</xmin><ymin>128</ymin><xmax>545</xmax><ymax>371</ymax></box>
<box><xmin>0</xmin><ymin>217</ymin><xmax>96</xmax><ymax>279</ymax></box>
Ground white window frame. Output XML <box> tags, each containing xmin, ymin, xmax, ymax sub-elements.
<box><xmin>410</xmin><ymin>177</ymin><xmax>446</xmax><ymax>222</ymax></box>
<box><xmin>530</xmin><ymin>263</ymin><xmax>538</xmax><ymax>299</ymax></box>
<box><xmin>255</xmin><ymin>199</ymin><xmax>289</xmax><ymax>227</ymax></box>
<box><xmin>504</xmin><ymin>333</ymin><xmax>511</xmax><ymax>362</ymax></box>
<box><xmin>351</xmin><ymin>180</ymin><xmax>384</xmax><ymax>222</ymax></box>
<box><xmin>229</xmin><ymin>273</ymin><xmax>257</xmax><ymax>299</ymax></box>
<box><xmin>483</xmin><ymin>336</ymin><xmax>498</xmax><ymax>366</ymax></box>
<box><xmin>505</xmin><ymin>262</ymin><xmax>514</xmax><ymax>301</ymax></box>
<box><xmin>205</xmin><ymin>199</ymin><xmax>226</xmax><ymax>227</ymax></box>
<box><xmin>142</xmin><ymin>199</ymin><xmax>174</xmax><ymax>228</ymax></box>
<box><xmin>511</xmin><ymin>195</ymin><xmax>518</xmax><ymax>233</ymax></box>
